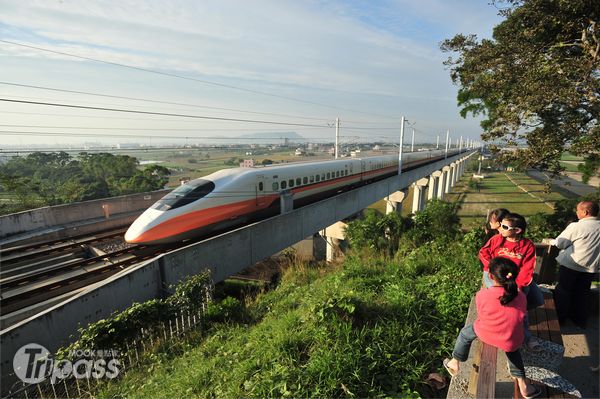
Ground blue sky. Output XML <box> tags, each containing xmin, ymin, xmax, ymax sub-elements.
<box><xmin>0</xmin><ymin>0</ymin><xmax>503</xmax><ymax>147</ymax></box>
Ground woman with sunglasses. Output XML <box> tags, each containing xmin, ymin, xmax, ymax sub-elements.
<box><xmin>479</xmin><ymin>213</ymin><xmax>545</xmax><ymax>351</ymax></box>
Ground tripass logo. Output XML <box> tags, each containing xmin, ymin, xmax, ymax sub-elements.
<box><xmin>13</xmin><ymin>343</ymin><xmax>121</xmax><ymax>384</ymax></box>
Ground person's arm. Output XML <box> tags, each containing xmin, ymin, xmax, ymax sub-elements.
<box><xmin>479</xmin><ymin>235</ymin><xmax>496</xmax><ymax>271</ymax></box>
<box><xmin>554</xmin><ymin>223</ymin><xmax>575</xmax><ymax>249</ymax></box>
<box><xmin>516</xmin><ymin>240</ymin><xmax>536</xmax><ymax>288</ymax></box>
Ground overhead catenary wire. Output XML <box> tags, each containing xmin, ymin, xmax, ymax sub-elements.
<box><xmin>0</xmin><ymin>98</ymin><xmax>330</xmax><ymax>128</ymax></box>
<box><xmin>0</xmin><ymin>82</ymin><xmax>333</xmax><ymax>123</ymax></box>
<box><xmin>0</xmin><ymin>40</ymin><xmax>398</xmax><ymax>120</ymax></box>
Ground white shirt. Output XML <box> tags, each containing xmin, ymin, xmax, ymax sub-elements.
<box><xmin>554</xmin><ymin>217</ymin><xmax>600</xmax><ymax>273</ymax></box>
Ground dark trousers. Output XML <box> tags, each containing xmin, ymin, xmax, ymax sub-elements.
<box><xmin>554</xmin><ymin>266</ymin><xmax>594</xmax><ymax>327</ymax></box>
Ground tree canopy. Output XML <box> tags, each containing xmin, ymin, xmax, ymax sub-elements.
<box><xmin>441</xmin><ymin>0</ymin><xmax>599</xmax><ymax>174</ymax></box>
<box><xmin>0</xmin><ymin>152</ymin><xmax>170</xmax><ymax>215</ymax></box>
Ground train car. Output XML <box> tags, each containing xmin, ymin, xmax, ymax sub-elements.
<box><xmin>125</xmin><ymin>150</ymin><xmax>454</xmax><ymax>244</ymax></box>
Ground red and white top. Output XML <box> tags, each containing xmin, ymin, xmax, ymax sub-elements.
<box><xmin>474</xmin><ymin>287</ymin><xmax>527</xmax><ymax>352</ymax></box>
<box><xmin>479</xmin><ymin>234</ymin><xmax>536</xmax><ymax>288</ymax></box>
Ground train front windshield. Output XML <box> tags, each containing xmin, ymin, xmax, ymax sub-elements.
<box><xmin>151</xmin><ymin>179</ymin><xmax>215</xmax><ymax>211</ymax></box>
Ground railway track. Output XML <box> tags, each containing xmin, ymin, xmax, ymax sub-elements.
<box><xmin>0</xmin><ymin>228</ymin><xmax>176</xmax><ymax>324</ymax></box>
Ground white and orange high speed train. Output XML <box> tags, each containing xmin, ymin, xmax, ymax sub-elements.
<box><xmin>125</xmin><ymin>150</ymin><xmax>454</xmax><ymax>244</ymax></box>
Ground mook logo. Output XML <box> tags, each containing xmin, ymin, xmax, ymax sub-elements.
<box><xmin>13</xmin><ymin>343</ymin><xmax>121</xmax><ymax>384</ymax></box>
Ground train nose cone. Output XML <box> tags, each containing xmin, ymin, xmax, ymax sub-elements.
<box><xmin>124</xmin><ymin>227</ymin><xmax>142</xmax><ymax>243</ymax></box>
<box><xmin>124</xmin><ymin>207</ymin><xmax>166</xmax><ymax>244</ymax></box>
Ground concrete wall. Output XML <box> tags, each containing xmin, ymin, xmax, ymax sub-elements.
<box><xmin>0</xmin><ymin>151</ymin><xmax>475</xmax><ymax>389</ymax></box>
<box><xmin>0</xmin><ymin>189</ymin><xmax>170</xmax><ymax>242</ymax></box>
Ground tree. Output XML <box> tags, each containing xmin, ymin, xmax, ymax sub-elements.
<box><xmin>441</xmin><ymin>0</ymin><xmax>599</xmax><ymax>175</ymax></box>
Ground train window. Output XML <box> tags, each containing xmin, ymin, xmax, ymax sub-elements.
<box><xmin>345</xmin><ymin>170</ymin><xmax>348</xmax><ymax>176</ymax></box>
<box><xmin>151</xmin><ymin>179</ymin><xmax>215</xmax><ymax>211</ymax></box>
<box><xmin>272</xmin><ymin>182</ymin><xmax>279</xmax><ymax>191</ymax></box>
<box><xmin>336</xmin><ymin>171</ymin><xmax>340</xmax><ymax>178</ymax></box>
<box><xmin>303</xmin><ymin>176</ymin><xmax>308</xmax><ymax>184</ymax></box>
<box><xmin>326</xmin><ymin>172</ymin><xmax>330</xmax><ymax>179</ymax></box>
<box><xmin>321</xmin><ymin>173</ymin><xmax>325</xmax><ymax>180</ymax></box>
<box><xmin>316</xmin><ymin>175</ymin><xmax>320</xmax><ymax>182</ymax></box>
<box><xmin>258</xmin><ymin>182</ymin><xmax>263</xmax><ymax>191</ymax></box>
<box><xmin>281</xmin><ymin>181</ymin><xmax>287</xmax><ymax>189</ymax></box>
<box><xmin>310</xmin><ymin>175</ymin><xmax>314</xmax><ymax>183</ymax></box>
<box><xmin>296</xmin><ymin>178</ymin><xmax>301</xmax><ymax>186</ymax></box>
<box><xmin>289</xmin><ymin>179</ymin><xmax>294</xmax><ymax>187</ymax></box>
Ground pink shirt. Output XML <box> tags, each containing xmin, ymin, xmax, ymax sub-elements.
<box><xmin>479</xmin><ymin>234</ymin><xmax>536</xmax><ymax>288</ymax></box>
<box><xmin>473</xmin><ymin>287</ymin><xmax>527</xmax><ymax>352</ymax></box>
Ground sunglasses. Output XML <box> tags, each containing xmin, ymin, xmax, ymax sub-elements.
<box><xmin>500</xmin><ymin>224</ymin><xmax>519</xmax><ymax>231</ymax></box>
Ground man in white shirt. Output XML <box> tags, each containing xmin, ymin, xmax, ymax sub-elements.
<box><xmin>552</xmin><ymin>201</ymin><xmax>600</xmax><ymax>328</ymax></box>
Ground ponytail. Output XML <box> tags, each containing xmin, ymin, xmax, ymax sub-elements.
<box><xmin>488</xmin><ymin>257</ymin><xmax>520</xmax><ymax>305</ymax></box>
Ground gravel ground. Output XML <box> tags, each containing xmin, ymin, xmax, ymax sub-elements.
<box><xmin>93</xmin><ymin>238</ymin><xmax>136</xmax><ymax>253</ymax></box>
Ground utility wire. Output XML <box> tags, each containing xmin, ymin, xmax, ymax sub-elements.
<box><xmin>0</xmin><ymin>98</ymin><xmax>330</xmax><ymax>128</ymax></box>
<box><xmin>0</xmin><ymin>82</ymin><xmax>332</xmax><ymax>122</ymax></box>
<box><xmin>0</xmin><ymin>111</ymin><xmax>328</xmax><ymax>129</ymax></box>
<box><xmin>1</xmin><ymin>40</ymin><xmax>398</xmax><ymax>119</ymax></box>
<box><xmin>0</xmin><ymin>130</ymin><xmax>343</xmax><ymax>140</ymax></box>
<box><xmin>0</xmin><ymin>124</ymin><xmax>324</xmax><ymax>132</ymax></box>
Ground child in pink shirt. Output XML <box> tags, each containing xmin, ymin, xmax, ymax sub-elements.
<box><xmin>443</xmin><ymin>257</ymin><xmax>542</xmax><ymax>399</ymax></box>
<box><xmin>479</xmin><ymin>212</ymin><xmax>545</xmax><ymax>350</ymax></box>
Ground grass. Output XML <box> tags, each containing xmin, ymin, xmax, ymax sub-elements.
<box><xmin>444</xmin><ymin>171</ymin><xmax>569</xmax><ymax>230</ymax></box>
<box><xmin>560</xmin><ymin>152</ymin><xmax>584</xmax><ymax>161</ymax></box>
<box><xmin>96</xmin><ymin>238</ymin><xmax>481</xmax><ymax>398</ymax></box>
<box><xmin>559</xmin><ymin>161</ymin><xmax>581</xmax><ymax>173</ymax></box>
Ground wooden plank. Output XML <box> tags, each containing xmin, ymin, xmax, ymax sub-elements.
<box><xmin>476</xmin><ymin>342</ymin><xmax>498</xmax><ymax>398</ymax></box>
<box><xmin>528</xmin><ymin>307</ymin><xmax>539</xmax><ymax>337</ymax></box>
<box><xmin>534</xmin><ymin>305</ymin><xmax>551</xmax><ymax>341</ymax></box>
<box><xmin>468</xmin><ymin>340</ymin><xmax>483</xmax><ymax>396</ymax></box>
<box><xmin>543</xmin><ymin>294</ymin><xmax>563</xmax><ymax>345</ymax></box>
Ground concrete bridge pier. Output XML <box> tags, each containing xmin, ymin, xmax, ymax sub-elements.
<box><xmin>440</xmin><ymin>166</ymin><xmax>451</xmax><ymax>197</ymax></box>
<box><xmin>385</xmin><ymin>190</ymin><xmax>408</xmax><ymax>215</ymax></box>
<box><xmin>320</xmin><ymin>221</ymin><xmax>347</xmax><ymax>262</ymax></box>
<box><xmin>449</xmin><ymin>162</ymin><xmax>458</xmax><ymax>188</ymax></box>
<box><xmin>411</xmin><ymin>178</ymin><xmax>429</xmax><ymax>214</ymax></box>
<box><xmin>453</xmin><ymin>160</ymin><xmax>461</xmax><ymax>185</ymax></box>
<box><xmin>428</xmin><ymin>171</ymin><xmax>442</xmax><ymax>200</ymax></box>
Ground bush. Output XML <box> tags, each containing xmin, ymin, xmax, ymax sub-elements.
<box><xmin>344</xmin><ymin>209</ymin><xmax>412</xmax><ymax>255</ymax></box>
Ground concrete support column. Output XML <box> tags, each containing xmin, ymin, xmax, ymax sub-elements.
<box><xmin>411</xmin><ymin>178</ymin><xmax>429</xmax><ymax>214</ymax></box>
<box><xmin>326</xmin><ymin>236</ymin><xmax>340</xmax><ymax>262</ymax></box>
<box><xmin>320</xmin><ymin>221</ymin><xmax>347</xmax><ymax>263</ymax></box>
<box><xmin>280</xmin><ymin>190</ymin><xmax>293</xmax><ymax>214</ymax></box>
<box><xmin>443</xmin><ymin>166</ymin><xmax>452</xmax><ymax>194</ymax></box>
<box><xmin>385</xmin><ymin>190</ymin><xmax>407</xmax><ymax>215</ymax></box>
<box><xmin>448</xmin><ymin>164</ymin><xmax>456</xmax><ymax>188</ymax></box>
<box><xmin>438</xmin><ymin>168</ymin><xmax>448</xmax><ymax>198</ymax></box>
<box><xmin>428</xmin><ymin>171</ymin><xmax>442</xmax><ymax>200</ymax></box>
<box><xmin>453</xmin><ymin>161</ymin><xmax>459</xmax><ymax>184</ymax></box>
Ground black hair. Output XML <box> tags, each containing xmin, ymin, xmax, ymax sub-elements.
<box><xmin>502</xmin><ymin>213</ymin><xmax>527</xmax><ymax>237</ymax></box>
<box><xmin>489</xmin><ymin>257</ymin><xmax>520</xmax><ymax>306</ymax></box>
<box><xmin>488</xmin><ymin>208</ymin><xmax>510</xmax><ymax>224</ymax></box>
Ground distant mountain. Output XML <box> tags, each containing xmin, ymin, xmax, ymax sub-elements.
<box><xmin>237</xmin><ymin>131</ymin><xmax>305</xmax><ymax>140</ymax></box>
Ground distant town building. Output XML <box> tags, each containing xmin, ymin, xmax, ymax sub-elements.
<box><xmin>240</xmin><ymin>159</ymin><xmax>255</xmax><ymax>167</ymax></box>
<box><xmin>294</xmin><ymin>148</ymin><xmax>305</xmax><ymax>156</ymax></box>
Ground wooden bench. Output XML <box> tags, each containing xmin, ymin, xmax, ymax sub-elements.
<box><xmin>469</xmin><ymin>292</ymin><xmax>564</xmax><ymax>398</ymax></box>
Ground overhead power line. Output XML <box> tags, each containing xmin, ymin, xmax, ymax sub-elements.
<box><xmin>1</xmin><ymin>40</ymin><xmax>398</xmax><ymax>119</ymax></box>
<box><xmin>0</xmin><ymin>98</ymin><xmax>330</xmax><ymax>128</ymax></box>
<box><xmin>0</xmin><ymin>82</ymin><xmax>332</xmax><ymax>123</ymax></box>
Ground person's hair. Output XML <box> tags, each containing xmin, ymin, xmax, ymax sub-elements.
<box><xmin>488</xmin><ymin>208</ymin><xmax>510</xmax><ymax>224</ymax></box>
<box><xmin>502</xmin><ymin>213</ymin><xmax>527</xmax><ymax>237</ymax></box>
<box><xmin>489</xmin><ymin>257</ymin><xmax>520</xmax><ymax>305</ymax></box>
<box><xmin>579</xmin><ymin>201</ymin><xmax>599</xmax><ymax>217</ymax></box>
